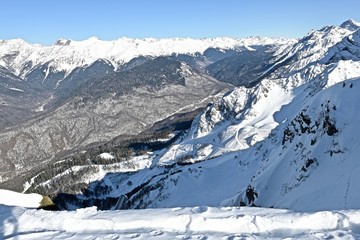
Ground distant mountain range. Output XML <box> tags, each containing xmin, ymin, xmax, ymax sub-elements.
<box><xmin>0</xmin><ymin>36</ymin><xmax>290</xmax><ymax>78</ymax></box>
<box><xmin>0</xmin><ymin>35</ymin><xmax>291</xmax><ymax>184</ymax></box>
<box><xmin>1</xmin><ymin>20</ymin><xmax>360</xmax><ymax>212</ymax></box>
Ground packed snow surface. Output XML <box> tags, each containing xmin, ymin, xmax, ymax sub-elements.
<box><xmin>1</xmin><ymin>204</ymin><xmax>360</xmax><ymax>239</ymax></box>
<box><xmin>0</xmin><ymin>189</ymin><xmax>42</xmax><ymax>208</ymax></box>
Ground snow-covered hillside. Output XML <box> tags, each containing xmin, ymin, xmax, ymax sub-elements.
<box><xmin>1</xmin><ymin>20</ymin><xmax>360</xmax><ymax>216</ymax></box>
<box><xmin>158</xmin><ymin>19</ymin><xmax>360</xmax><ymax>165</ymax></box>
<box><xmin>0</xmin><ymin>33</ymin><xmax>295</xmax><ymax>185</ymax></box>
<box><xmin>43</xmin><ymin>20</ymin><xmax>360</xmax><ymax>212</ymax></box>
<box><xmin>1</xmin><ymin>204</ymin><xmax>360</xmax><ymax>239</ymax></box>
<box><xmin>133</xmin><ymin>20</ymin><xmax>360</xmax><ymax>211</ymax></box>
<box><xmin>2</xmin><ymin>18</ymin><xmax>360</xmax><ymax>240</ymax></box>
<box><xmin>0</xmin><ymin>36</ymin><xmax>290</xmax><ymax>79</ymax></box>
<box><xmin>64</xmin><ymin>74</ymin><xmax>359</xmax><ymax>211</ymax></box>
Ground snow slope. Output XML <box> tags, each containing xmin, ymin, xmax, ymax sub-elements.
<box><xmin>54</xmin><ymin>20</ymin><xmax>360</xmax><ymax>212</ymax></box>
<box><xmin>134</xmin><ymin>22</ymin><xmax>360</xmax><ymax>211</ymax></box>
<box><xmin>251</xmin><ymin>78</ymin><xmax>360</xmax><ymax>211</ymax></box>
<box><xmin>2</xmin><ymin>19</ymin><xmax>360</xmax><ymax>240</ymax></box>
<box><xmin>51</xmin><ymin>75</ymin><xmax>360</xmax><ymax>212</ymax></box>
<box><xmin>155</xmin><ymin>20</ymin><xmax>360</xmax><ymax>166</ymax></box>
<box><xmin>144</xmin><ymin>20</ymin><xmax>360</xmax><ymax>211</ymax></box>
<box><xmin>1</xmin><ymin>204</ymin><xmax>360</xmax><ymax>239</ymax></box>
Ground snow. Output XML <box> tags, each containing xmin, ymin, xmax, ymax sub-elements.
<box><xmin>326</xmin><ymin>60</ymin><xmax>360</xmax><ymax>87</ymax></box>
<box><xmin>0</xmin><ymin>189</ymin><xmax>42</xmax><ymax>208</ymax></box>
<box><xmin>35</xmin><ymin>105</ymin><xmax>44</xmax><ymax>112</ymax></box>
<box><xmin>106</xmin><ymin>24</ymin><xmax>360</xmax><ymax>211</ymax></box>
<box><xmin>157</xmin><ymin>80</ymin><xmax>293</xmax><ymax>165</ymax></box>
<box><xmin>8</xmin><ymin>87</ymin><xmax>24</xmax><ymax>92</ymax></box>
<box><xmin>3</xmin><ymin>19</ymin><xmax>360</xmax><ymax>239</ymax></box>
<box><xmin>22</xmin><ymin>173</ymin><xmax>42</xmax><ymax>193</ymax></box>
<box><xmin>99</xmin><ymin>152</ymin><xmax>114</xmax><ymax>160</ymax></box>
<box><xmin>158</xmin><ymin>78</ymin><xmax>360</xmax><ymax>211</ymax></box>
<box><xmin>0</xmin><ymin>36</ymin><xmax>292</xmax><ymax>80</ymax></box>
<box><xmin>38</xmin><ymin>154</ymin><xmax>153</xmax><ymax>189</ymax></box>
<box><xmin>340</xmin><ymin>19</ymin><xmax>360</xmax><ymax>32</ymax></box>
<box><xmin>1</xmin><ymin>204</ymin><xmax>360</xmax><ymax>239</ymax></box>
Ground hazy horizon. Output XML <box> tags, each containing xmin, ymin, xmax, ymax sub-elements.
<box><xmin>1</xmin><ymin>0</ymin><xmax>360</xmax><ymax>45</ymax></box>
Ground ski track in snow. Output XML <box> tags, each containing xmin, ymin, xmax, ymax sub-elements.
<box><xmin>1</xmin><ymin>205</ymin><xmax>360</xmax><ymax>240</ymax></box>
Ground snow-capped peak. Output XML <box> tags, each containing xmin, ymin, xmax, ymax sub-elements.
<box><xmin>339</xmin><ymin>19</ymin><xmax>360</xmax><ymax>32</ymax></box>
<box><xmin>0</xmin><ymin>36</ymin><xmax>293</xmax><ymax>80</ymax></box>
<box><xmin>55</xmin><ymin>38</ymin><xmax>71</xmax><ymax>46</ymax></box>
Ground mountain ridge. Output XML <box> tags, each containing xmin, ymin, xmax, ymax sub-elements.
<box><xmin>0</xmin><ymin>36</ymin><xmax>293</xmax><ymax>81</ymax></box>
<box><xmin>0</xmin><ymin>35</ymin><xmax>296</xmax><ymax>185</ymax></box>
<box><xmin>26</xmin><ymin>19</ymin><xmax>360</xmax><ymax>212</ymax></box>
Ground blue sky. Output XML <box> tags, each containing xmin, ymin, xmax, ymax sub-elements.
<box><xmin>1</xmin><ymin>0</ymin><xmax>359</xmax><ymax>45</ymax></box>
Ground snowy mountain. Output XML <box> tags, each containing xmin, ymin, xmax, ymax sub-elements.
<box><xmin>131</xmin><ymin>20</ymin><xmax>360</xmax><ymax>211</ymax></box>
<box><xmin>0</xmin><ymin>35</ymin><xmax>293</xmax><ymax>185</ymax></box>
<box><xmin>2</xmin><ymin>18</ymin><xmax>360</xmax><ymax>240</ymax></box>
<box><xmin>165</xmin><ymin>20</ymin><xmax>360</xmax><ymax>163</ymax></box>
<box><xmin>340</xmin><ymin>19</ymin><xmax>360</xmax><ymax>31</ymax></box>
<box><xmin>0</xmin><ymin>36</ymin><xmax>289</xmax><ymax>82</ymax></box>
<box><xmin>1</xmin><ymin>20</ymin><xmax>360</xmax><ymax>215</ymax></box>
<box><xmin>0</xmin><ymin>36</ymin><xmax>291</xmax><ymax>118</ymax></box>
<box><xmin>20</xmin><ymin>19</ymin><xmax>360</xmax><ymax>213</ymax></box>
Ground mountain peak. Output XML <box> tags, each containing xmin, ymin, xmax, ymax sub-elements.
<box><xmin>340</xmin><ymin>19</ymin><xmax>360</xmax><ymax>31</ymax></box>
<box><xmin>55</xmin><ymin>38</ymin><xmax>71</xmax><ymax>46</ymax></box>
<box><xmin>83</xmin><ymin>36</ymin><xmax>101</xmax><ymax>43</ymax></box>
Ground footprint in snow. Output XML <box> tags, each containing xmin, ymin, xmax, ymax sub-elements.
<box><xmin>176</xmin><ymin>234</ymin><xmax>191</xmax><ymax>239</ymax></box>
<box><xmin>195</xmin><ymin>235</ymin><xmax>208</xmax><ymax>240</ymax></box>
<box><xmin>151</xmin><ymin>230</ymin><xmax>163</xmax><ymax>236</ymax></box>
<box><xmin>191</xmin><ymin>206</ymin><xmax>208</xmax><ymax>213</ymax></box>
<box><xmin>126</xmin><ymin>233</ymin><xmax>141</xmax><ymax>238</ymax></box>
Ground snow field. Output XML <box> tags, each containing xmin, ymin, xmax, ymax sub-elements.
<box><xmin>1</xmin><ymin>205</ymin><xmax>360</xmax><ymax>239</ymax></box>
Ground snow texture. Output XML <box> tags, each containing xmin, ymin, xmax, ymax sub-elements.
<box><xmin>0</xmin><ymin>190</ymin><xmax>42</xmax><ymax>208</ymax></box>
<box><xmin>99</xmin><ymin>153</ymin><xmax>114</xmax><ymax>160</ymax></box>
<box><xmin>1</xmin><ymin>204</ymin><xmax>360</xmax><ymax>239</ymax></box>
